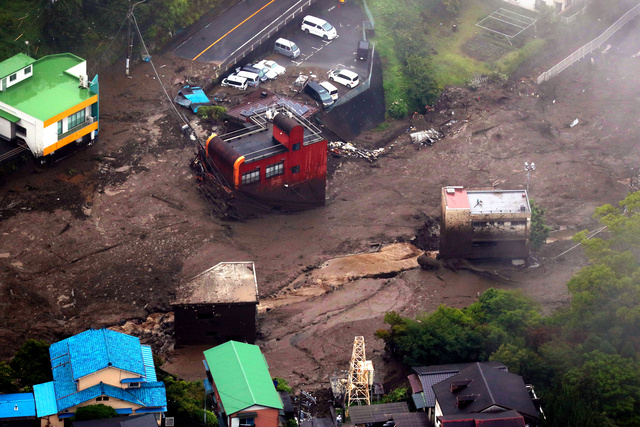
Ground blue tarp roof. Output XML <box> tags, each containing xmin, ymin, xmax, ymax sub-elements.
<box><xmin>56</xmin><ymin>381</ymin><xmax>166</xmax><ymax>412</ymax></box>
<box><xmin>33</xmin><ymin>382</ymin><xmax>58</xmax><ymax>417</ymax></box>
<box><xmin>0</xmin><ymin>393</ymin><xmax>36</xmax><ymax>419</ymax></box>
<box><xmin>174</xmin><ymin>86</ymin><xmax>211</xmax><ymax>113</ymax></box>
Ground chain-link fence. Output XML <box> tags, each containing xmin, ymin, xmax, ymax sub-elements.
<box><xmin>537</xmin><ymin>3</ymin><xmax>640</xmax><ymax>84</ymax></box>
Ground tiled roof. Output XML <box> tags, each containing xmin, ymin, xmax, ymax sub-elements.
<box><xmin>203</xmin><ymin>341</ymin><xmax>282</xmax><ymax>415</ymax></box>
<box><xmin>0</xmin><ymin>393</ymin><xmax>36</xmax><ymax>419</ymax></box>
<box><xmin>432</xmin><ymin>363</ymin><xmax>538</xmax><ymax>420</ymax></box>
<box><xmin>57</xmin><ymin>382</ymin><xmax>166</xmax><ymax>412</ymax></box>
<box><xmin>0</xmin><ymin>53</ymin><xmax>95</xmax><ymax>121</ymax></box>
<box><xmin>33</xmin><ymin>382</ymin><xmax>58</xmax><ymax>417</ymax></box>
<box><xmin>141</xmin><ymin>345</ymin><xmax>157</xmax><ymax>382</ymax></box>
<box><xmin>50</xmin><ymin>328</ymin><xmax>145</xmax><ymax>381</ymax></box>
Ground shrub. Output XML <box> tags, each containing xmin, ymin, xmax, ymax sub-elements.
<box><xmin>387</xmin><ymin>100</ymin><xmax>408</xmax><ymax>119</ymax></box>
<box><xmin>72</xmin><ymin>404</ymin><xmax>117</xmax><ymax>421</ymax></box>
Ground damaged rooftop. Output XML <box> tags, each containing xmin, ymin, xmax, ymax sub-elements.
<box><xmin>173</xmin><ymin>262</ymin><xmax>259</xmax><ymax>305</ymax></box>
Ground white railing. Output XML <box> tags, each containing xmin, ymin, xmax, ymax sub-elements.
<box><xmin>537</xmin><ymin>3</ymin><xmax>640</xmax><ymax>84</ymax></box>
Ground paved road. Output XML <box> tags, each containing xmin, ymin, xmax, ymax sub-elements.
<box><xmin>173</xmin><ymin>0</ymin><xmax>307</xmax><ymax>63</ymax></box>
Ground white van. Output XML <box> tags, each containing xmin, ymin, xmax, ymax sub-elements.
<box><xmin>235</xmin><ymin>70</ymin><xmax>260</xmax><ymax>87</ymax></box>
<box><xmin>275</xmin><ymin>38</ymin><xmax>301</xmax><ymax>59</ymax></box>
<box><xmin>320</xmin><ymin>81</ymin><xmax>339</xmax><ymax>101</ymax></box>
<box><xmin>301</xmin><ymin>15</ymin><xmax>337</xmax><ymax>40</ymax></box>
<box><xmin>221</xmin><ymin>74</ymin><xmax>248</xmax><ymax>90</ymax></box>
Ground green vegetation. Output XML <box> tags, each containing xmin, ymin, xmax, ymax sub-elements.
<box><xmin>376</xmin><ymin>191</ymin><xmax>640</xmax><ymax>425</ymax></box>
<box><xmin>530</xmin><ymin>200</ymin><xmax>551</xmax><ymax>250</ymax></box>
<box><xmin>197</xmin><ymin>106</ymin><xmax>228</xmax><ymax>122</ymax></box>
<box><xmin>0</xmin><ymin>339</ymin><xmax>52</xmax><ymax>393</ymax></box>
<box><xmin>71</xmin><ymin>404</ymin><xmax>118</xmax><ymax>421</ymax></box>
<box><xmin>381</xmin><ymin>387</ymin><xmax>408</xmax><ymax>404</ymax></box>
<box><xmin>366</xmin><ymin>0</ymin><xmax>548</xmax><ymax>117</ymax></box>
<box><xmin>161</xmin><ymin>373</ymin><xmax>218</xmax><ymax>427</ymax></box>
<box><xmin>273</xmin><ymin>377</ymin><xmax>293</xmax><ymax>393</ymax></box>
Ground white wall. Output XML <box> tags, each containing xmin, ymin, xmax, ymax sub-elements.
<box><xmin>4</xmin><ymin>65</ymin><xmax>33</xmax><ymax>90</ymax></box>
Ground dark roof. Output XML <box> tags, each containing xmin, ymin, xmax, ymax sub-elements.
<box><xmin>227</xmin><ymin>128</ymin><xmax>288</xmax><ymax>163</ymax></box>
<box><xmin>348</xmin><ymin>402</ymin><xmax>409</xmax><ymax>424</ymax></box>
<box><xmin>72</xmin><ymin>414</ymin><xmax>158</xmax><ymax>427</ymax></box>
<box><xmin>432</xmin><ymin>363</ymin><xmax>538</xmax><ymax>420</ymax></box>
<box><xmin>407</xmin><ymin>374</ymin><xmax>423</xmax><ymax>393</ymax></box>
<box><xmin>279</xmin><ymin>391</ymin><xmax>294</xmax><ymax>413</ymax></box>
<box><xmin>412</xmin><ymin>362</ymin><xmax>506</xmax><ymax>408</ymax></box>
<box><xmin>438</xmin><ymin>410</ymin><xmax>525</xmax><ymax>426</ymax></box>
<box><xmin>391</xmin><ymin>412</ymin><xmax>429</xmax><ymax>427</ymax></box>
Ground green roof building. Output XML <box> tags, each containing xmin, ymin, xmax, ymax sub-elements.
<box><xmin>0</xmin><ymin>53</ymin><xmax>98</xmax><ymax>161</ymax></box>
<box><xmin>203</xmin><ymin>341</ymin><xmax>283</xmax><ymax>427</ymax></box>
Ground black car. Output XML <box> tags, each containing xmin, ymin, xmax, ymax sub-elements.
<box><xmin>304</xmin><ymin>81</ymin><xmax>334</xmax><ymax>109</ymax></box>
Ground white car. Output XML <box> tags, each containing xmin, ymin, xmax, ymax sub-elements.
<box><xmin>329</xmin><ymin>69</ymin><xmax>359</xmax><ymax>89</ymax></box>
<box><xmin>256</xmin><ymin>60</ymin><xmax>286</xmax><ymax>77</ymax></box>
<box><xmin>252</xmin><ymin>64</ymin><xmax>278</xmax><ymax>80</ymax></box>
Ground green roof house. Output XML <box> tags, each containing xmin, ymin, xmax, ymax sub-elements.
<box><xmin>203</xmin><ymin>341</ymin><xmax>283</xmax><ymax>427</ymax></box>
<box><xmin>0</xmin><ymin>53</ymin><xmax>98</xmax><ymax>162</ymax></box>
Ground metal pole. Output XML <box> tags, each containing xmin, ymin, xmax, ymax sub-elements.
<box><xmin>126</xmin><ymin>0</ymin><xmax>146</xmax><ymax>76</ymax></box>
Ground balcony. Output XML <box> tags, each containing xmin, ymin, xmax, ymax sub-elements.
<box><xmin>58</xmin><ymin>116</ymin><xmax>97</xmax><ymax>141</ymax></box>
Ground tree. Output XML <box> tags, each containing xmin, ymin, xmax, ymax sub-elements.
<box><xmin>0</xmin><ymin>361</ymin><xmax>17</xmax><ymax>393</ymax></box>
<box><xmin>72</xmin><ymin>404</ymin><xmax>118</xmax><ymax>421</ymax></box>
<box><xmin>404</xmin><ymin>55</ymin><xmax>441</xmax><ymax>113</ymax></box>
<box><xmin>530</xmin><ymin>200</ymin><xmax>551</xmax><ymax>250</ymax></box>
<box><xmin>9</xmin><ymin>339</ymin><xmax>52</xmax><ymax>390</ymax></box>
<box><xmin>44</xmin><ymin>0</ymin><xmax>88</xmax><ymax>50</ymax></box>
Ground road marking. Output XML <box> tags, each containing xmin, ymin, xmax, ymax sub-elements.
<box><xmin>192</xmin><ymin>0</ymin><xmax>276</xmax><ymax>61</ymax></box>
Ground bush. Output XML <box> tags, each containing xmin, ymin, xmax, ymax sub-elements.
<box><xmin>387</xmin><ymin>100</ymin><xmax>408</xmax><ymax>119</ymax></box>
<box><xmin>197</xmin><ymin>106</ymin><xmax>227</xmax><ymax>121</ymax></box>
<box><xmin>72</xmin><ymin>404</ymin><xmax>117</xmax><ymax>421</ymax></box>
<box><xmin>530</xmin><ymin>200</ymin><xmax>551</xmax><ymax>250</ymax></box>
<box><xmin>273</xmin><ymin>377</ymin><xmax>292</xmax><ymax>393</ymax></box>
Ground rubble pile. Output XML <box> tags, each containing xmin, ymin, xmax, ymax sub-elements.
<box><xmin>410</xmin><ymin>128</ymin><xmax>443</xmax><ymax>146</ymax></box>
<box><xmin>329</xmin><ymin>141</ymin><xmax>386</xmax><ymax>162</ymax></box>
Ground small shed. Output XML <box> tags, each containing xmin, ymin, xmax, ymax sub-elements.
<box><xmin>172</xmin><ymin>262</ymin><xmax>259</xmax><ymax>345</ymax></box>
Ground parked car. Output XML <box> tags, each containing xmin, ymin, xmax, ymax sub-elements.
<box><xmin>329</xmin><ymin>69</ymin><xmax>359</xmax><ymax>88</ymax></box>
<box><xmin>301</xmin><ymin>15</ymin><xmax>337</xmax><ymax>40</ymax></box>
<box><xmin>221</xmin><ymin>74</ymin><xmax>249</xmax><ymax>90</ymax></box>
<box><xmin>275</xmin><ymin>38</ymin><xmax>301</xmax><ymax>59</ymax></box>
<box><xmin>304</xmin><ymin>81</ymin><xmax>334</xmax><ymax>109</ymax></box>
<box><xmin>250</xmin><ymin>64</ymin><xmax>278</xmax><ymax>80</ymax></box>
<box><xmin>255</xmin><ymin>60</ymin><xmax>286</xmax><ymax>77</ymax></box>
<box><xmin>241</xmin><ymin>65</ymin><xmax>269</xmax><ymax>83</ymax></box>
<box><xmin>357</xmin><ymin>40</ymin><xmax>369</xmax><ymax>61</ymax></box>
<box><xmin>235</xmin><ymin>70</ymin><xmax>260</xmax><ymax>87</ymax></box>
<box><xmin>319</xmin><ymin>81</ymin><xmax>339</xmax><ymax>101</ymax></box>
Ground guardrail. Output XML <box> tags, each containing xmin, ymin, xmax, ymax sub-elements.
<box><xmin>537</xmin><ymin>3</ymin><xmax>640</xmax><ymax>84</ymax></box>
<box><xmin>219</xmin><ymin>0</ymin><xmax>319</xmax><ymax>73</ymax></box>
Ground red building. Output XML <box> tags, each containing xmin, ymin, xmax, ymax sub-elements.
<box><xmin>205</xmin><ymin>107</ymin><xmax>327</xmax><ymax>212</ymax></box>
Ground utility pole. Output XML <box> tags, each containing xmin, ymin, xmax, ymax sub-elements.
<box><xmin>524</xmin><ymin>161</ymin><xmax>535</xmax><ymax>193</ymax></box>
<box><xmin>126</xmin><ymin>0</ymin><xmax>146</xmax><ymax>76</ymax></box>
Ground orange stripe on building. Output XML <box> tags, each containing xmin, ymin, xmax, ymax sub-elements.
<box><xmin>43</xmin><ymin>121</ymin><xmax>98</xmax><ymax>156</ymax></box>
<box><xmin>206</xmin><ymin>133</ymin><xmax>218</xmax><ymax>153</ymax></box>
<box><xmin>233</xmin><ymin>156</ymin><xmax>245</xmax><ymax>189</ymax></box>
<box><xmin>43</xmin><ymin>95</ymin><xmax>98</xmax><ymax>128</ymax></box>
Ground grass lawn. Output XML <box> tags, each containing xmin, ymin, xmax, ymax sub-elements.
<box><xmin>364</xmin><ymin>0</ymin><xmax>548</xmax><ymax>111</ymax></box>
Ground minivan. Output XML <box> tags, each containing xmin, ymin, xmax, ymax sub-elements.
<box><xmin>221</xmin><ymin>74</ymin><xmax>248</xmax><ymax>90</ymax></box>
<box><xmin>275</xmin><ymin>38</ymin><xmax>301</xmax><ymax>59</ymax></box>
<box><xmin>235</xmin><ymin>70</ymin><xmax>260</xmax><ymax>87</ymax></box>
<box><xmin>319</xmin><ymin>81</ymin><xmax>339</xmax><ymax>101</ymax></box>
<box><xmin>304</xmin><ymin>81</ymin><xmax>334</xmax><ymax>109</ymax></box>
<box><xmin>301</xmin><ymin>15</ymin><xmax>337</xmax><ymax>40</ymax></box>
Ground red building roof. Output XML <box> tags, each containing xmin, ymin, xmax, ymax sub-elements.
<box><xmin>444</xmin><ymin>187</ymin><xmax>470</xmax><ymax>209</ymax></box>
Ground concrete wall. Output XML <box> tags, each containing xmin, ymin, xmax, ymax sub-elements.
<box><xmin>174</xmin><ymin>302</ymin><xmax>257</xmax><ymax>345</ymax></box>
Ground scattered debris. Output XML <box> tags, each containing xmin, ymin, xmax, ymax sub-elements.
<box><xmin>570</xmin><ymin>118</ymin><xmax>579</xmax><ymax>128</ymax></box>
<box><xmin>329</xmin><ymin>141</ymin><xmax>385</xmax><ymax>161</ymax></box>
<box><xmin>512</xmin><ymin>259</ymin><xmax>525</xmax><ymax>266</ymax></box>
<box><xmin>410</xmin><ymin>128</ymin><xmax>443</xmax><ymax>146</ymax></box>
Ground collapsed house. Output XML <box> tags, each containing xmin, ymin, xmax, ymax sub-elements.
<box><xmin>439</xmin><ymin>186</ymin><xmax>531</xmax><ymax>260</ymax></box>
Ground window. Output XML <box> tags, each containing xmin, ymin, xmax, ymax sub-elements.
<box><xmin>241</xmin><ymin>168</ymin><xmax>260</xmax><ymax>185</ymax></box>
<box><xmin>239</xmin><ymin>419</ymin><xmax>255</xmax><ymax>427</ymax></box>
<box><xmin>96</xmin><ymin>396</ymin><xmax>109</xmax><ymax>402</ymax></box>
<box><xmin>67</xmin><ymin>109</ymin><xmax>86</xmax><ymax>130</ymax></box>
<box><xmin>9</xmin><ymin>73</ymin><xmax>17</xmax><ymax>82</ymax></box>
<box><xmin>16</xmin><ymin>124</ymin><xmax>26</xmax><ymax>136</ymax></box>
<box><xmin>197</xmin><ymin>312</ymin><xmax>214</xmax><ymax>320</ymax></box>
<box><xmin>471</xmin><ymin>221</ymin><xmax>486</xmax><ymax>228</ymax></box>
<box><xmin>24</xmin><ymin>66</ymin><xmax>31</xmax><ymax>75</ymax></box>
<box><xmin>265</xmin><ymin>161</ymin><xmax>284</xmax><ymax>178</ymax></box>
<box><xmin>128</xmin><ymin>383</ymin><xmax>141</xmax><ymax>389</ymax></box>
<box><xmin>58</xmin><ymin>121</ymin><xmax>63</xmax><ymax>135</ymax></box>
<box><xmin>291</xmin><ymin>165</ymin><xmax>300</xmax><ymax>173</ymax></box>
<box><xmin>292</xmin><ymin>143</ymin><xmax>300</xmax><ymax>151</ymax></box>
